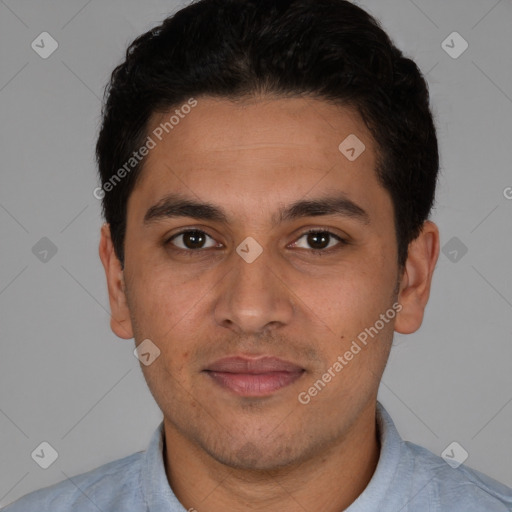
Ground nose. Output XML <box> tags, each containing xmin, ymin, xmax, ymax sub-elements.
<box><xmin>213</xmin><ymin>243</ymin><xmax>295</xmax><ymax>335</ymax></box>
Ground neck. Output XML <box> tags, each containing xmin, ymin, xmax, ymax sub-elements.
<box><xmin>163</xmin><ymin>402</ymin><xmax>380</xmax><ymax>512</ymax></box>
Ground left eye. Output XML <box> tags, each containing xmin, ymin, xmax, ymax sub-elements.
<box><xmin>292</xmin><ymin>230</ymin><xmax>345</xmax><ymax>251</ymax></box>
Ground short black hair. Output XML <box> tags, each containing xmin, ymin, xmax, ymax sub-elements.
<box><xmin>96</xmin><ymin>0</ymin><xmax>439</xmax><ymax>270</ymax></box>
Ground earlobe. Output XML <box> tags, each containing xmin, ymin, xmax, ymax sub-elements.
<box><xmin>394</xmin><ymin>221</ymin><xmax>440</xmax><ymax>335</ymax></box>
<box><xmin>98</xmin><ymin>223</ymin><xmax>134</xmax><ymax>340</ymax></box>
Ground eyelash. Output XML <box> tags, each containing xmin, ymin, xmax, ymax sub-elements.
<box><xmin>164</xmin><ymin>228</ymin><xmax>348</xmax><ymax>256</ymax></box>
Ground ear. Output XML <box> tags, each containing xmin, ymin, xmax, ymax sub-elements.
<box><xmin>394</xmin><ymin>221</ymin><xmax>440</xmax><ymax>334</ymax></box>
<box><xmin>98</xmin><ymin>223</ymin><xmax>134</xmax><ymax>339</ymax></box>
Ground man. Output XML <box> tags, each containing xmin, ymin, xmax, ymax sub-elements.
<box><xmin>3</xmin><ymin>0</ymin><xmax>511</xmax><ymax>510</ymax></box>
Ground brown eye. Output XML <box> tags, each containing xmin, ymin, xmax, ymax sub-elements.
<box><xmin>307</xmin><ymin>232</ymin><xmax>330</xmax><ymax>249</ymax></box>
<box><xmin>293</xmin><ymin>230</ymin><xmax>346</xmax><ymax>251</ymax></box>
<box><xmin>168</xmin><ymin>230</ymin><xmax>217</xmax><ymax>250</ymax></box>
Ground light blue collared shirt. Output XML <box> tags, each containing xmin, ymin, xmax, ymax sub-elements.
<box><xmin>2</xmin><ymin>402</ymin><xmax>511</xmax><ymax>511</ymax></box>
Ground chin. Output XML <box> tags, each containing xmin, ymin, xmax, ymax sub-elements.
<box><xmin>203</xmin><ymin>437</ymin><xmax>306</xmax><ymax>472</ymax></box>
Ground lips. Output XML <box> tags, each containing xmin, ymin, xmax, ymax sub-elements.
<box><xmin>204</xmin><ymin>356</ymin><xmax>305</xmax><ymax>396</ymax></box>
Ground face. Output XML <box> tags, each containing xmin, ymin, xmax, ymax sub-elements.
<box><xmin>100</xmin><ymin>95</ymin><xmax>437</xmax><ymax>471</ymax></box>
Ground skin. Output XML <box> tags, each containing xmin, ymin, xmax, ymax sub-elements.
<box><xmin>99</xmin><ymin>95</ymin><xmax>439</xmax><ymax>512</ymax></box>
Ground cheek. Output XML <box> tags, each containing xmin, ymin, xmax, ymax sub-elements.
<box><xmin>130</xmin><ymin>272</ymin><xmax>210</xmax><ymax>367</ymax></box>
<box><xmin>291</xmin><ymin>252</ymin><xmax>396</xmax><ymax>347</ymax></box>
<box><xmin>125</xmin><ymin>269</ymin><xmax>191</xmax><ymax>346</ymax></box>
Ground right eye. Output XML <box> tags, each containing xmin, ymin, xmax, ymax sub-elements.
<box><xmin>166</xmin><ymin>229</ymin><xmax>220</xmax><ymax>251</ymax></box>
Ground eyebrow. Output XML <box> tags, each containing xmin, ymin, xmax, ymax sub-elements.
<box><xmin>143</xmin><ymin>192</ymin><xmax>370</xmax><ymax>227</ymax></box>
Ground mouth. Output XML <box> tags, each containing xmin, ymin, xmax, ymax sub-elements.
<box><xmin>203</xmin><ymin>356</ymin><xmax>305</xmax><ymax>397</ymax></box>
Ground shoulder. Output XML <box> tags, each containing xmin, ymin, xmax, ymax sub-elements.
<box><xmin>1</xmin><ymin>451</ymin><xmax>144</xmax><ymax>512</ymax></box>
<box><xmin>403</xmin><ymin>440</ymin><xmax>512</xmax><ymax>511</ymax></box>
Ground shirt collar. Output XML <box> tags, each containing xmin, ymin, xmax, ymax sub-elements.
<box><xmin>142</xmin><ymin>421</ymin><xmax>186</xmax><ymax>512</ymax></box>
<box><xmin>141</xmin><ymin>401</ymin><xmax>403</xmax><ymax>511</ymax></box>
<box><xmin>345</xmin><ymin>401</ymin><xmax>404</xmax><ymax>511</ymax></box>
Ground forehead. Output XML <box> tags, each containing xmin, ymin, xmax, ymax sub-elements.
<box><xmin>128</xmin><ymin>95</ymin><xmax>388</xmax><ymax>226</ymax></box>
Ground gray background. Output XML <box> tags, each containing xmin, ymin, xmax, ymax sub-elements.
<box><xmin>1</xmin><ymin>0</ymin><xmax>511</xmax><ymax>506</ymax></box>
